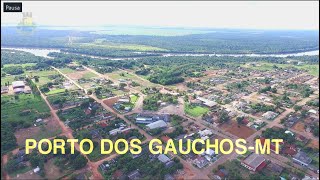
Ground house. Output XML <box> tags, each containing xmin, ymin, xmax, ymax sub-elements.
<box><xmin>127</xmin><ymin>170</ymin><xmax>141</xmax><ymax>180</ymax></box>
<box><xmin>118</xmin><ymin>97</ymin><xmax>130</xmax><ymax>103</ymax></box>
<box><xmin>213</xmin><ymin>169</ymin><xmax>229</xmax><ymax>180</ymax></box>
<box><xmin>193</xmin><ymin>156</ymin><xmax>209</xmax><ymax>168</ymax></box>
<box><xmin>293</xmin><ymin>151</ymin><xmax>312</xmax><ymax>167</ymax></box>
<box><xmin>308</xmin><ymin>109</ymin><xmax>317</xmax><ymax>114</ymax></box>
<box><xmin>135</xmin><ymin>113</ymin><xmax>170</xmax><ymax>124</ymax></box>
<box><xmin>282</xmin><ymin>144</ymin><xmax>298</xmax><ymax>156</ymax></box>
<box><xmin>1</xmin><ymin>86</ymin><xmax>9</xmax><ymax>94</ymax></box>
<box><xmin>262</xmin><ymin>111</ymin><xmax>279</xmax><ymax>120</ymax></box>
<box><xmin>99</xmin><ymin>163</ymin><xmax>110</xmax><ymax>172</ymax></box>
<box><xmin>196</xmin><ymin>97</ymin><xmax>217</xmax><ymax>107</ymax></box>
<box><xmin>158</xmin><ymin>154</ymin><xmax>170</xmax><ymax>163</ymax></box>
<box><xmin>198</xmin><ymin>129</ymin><xmax>213</xmax><ymax>137</ymax></box>
<box><xmin>136</xmin><ymin>114</ymin><xmax>154</xmax><ymax>124</ymax></box>
<box><xmin>146</xmin><ymin>120</ymin><xmax>167</xmax><ymax>130</ymax></box>
<box><xmin>241</xmin><ymin>153</ymin><xmax>267</xmax><ymax>172</ymax></box>
<box><xmin>284</xmin><ymin>115</ymin><xmax>300</xmax><ymax>127</ymax></box>
<box><xmin>266</xmin><ymin>163</ymin><xmax>284</xmax><ymax>176</ymax></box>
<box><xmin>12</xmin><ymin>81</ymin><xmax>25</xmax><ymax>89</ymax></box>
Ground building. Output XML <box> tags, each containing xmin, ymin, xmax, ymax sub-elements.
<box><xmin>262</xmin><ymin>111</ymin><xmax>279</xmax><ymax>120</ymax></box>
<box><xmin>196</xmin><ymin>97</ymin><xmax>217</xmax><ymax>107</ymax></box>
<box><xmin>241</xmin><ymin>153</ymin><xmax>267</xmax><ymax>172</ymax></box>
<box><xmin>135</xmin><ymin>113</ymin><xmax>170</xmax><ymax>124</ymax></box>
<box><xmin>127</xmin><ymin>170</ymin><xmax>141</xmax><ymax>180</ymax></box>
<box><xmin>1</xmin><ymin>86</ymin><xmax>9</xmax><ymax>94</ymax></box>
<box><xmin>11</xmin><ymin>81</ymin><xmax>32</xmax><ymax>94</ymax></box>
<box><xmin>146</xmin><ymin>120</ymin><xmax>167</xmax><ymax>130</ymax></box>
<box><xmin>158</xmin><ymin>154</ymin><xmax>170</xmax><ymax>163</ymax></box>
<box><xmin>193</xmin><ymin>156</ymin><xmax>209</xmax><ymax>168</ymax></box>
<box><xmin>12</xmin><ymin>81</ymin><xmax>25</xmax><ymax>89</ymax></box>
<box><xmin>293</xmin><ymin>151</ymin><xmax>312</xmax><ymax>167</ymax></box>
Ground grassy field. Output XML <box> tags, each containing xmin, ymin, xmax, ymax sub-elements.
<box><xmin>59</xmin><ymin>68</ymin><xmax>76</xmax><ymax>74</ymax></box>
<box><xmin>1</xmin><ymin>94</ymin><xmax>51</xmax><ymax>125</ymax></box>
<box><xmin>130</xmin><ymin>94</ymin><xmax>139</xmax><ymax>104</ymax></box>
<box><xmin>75</xmin><ymin>41</ymin><xmax>167</xmax><ymax>51</ymax></box>
<box><xmin>45</xmin><ymin>88</ymin><xmax>66</xmax><ymax>95</ymax></box>
<box><xmin>82</xmin><ymin>71</ymin><xmax>97</xmax><ymax>79</ymax></box>
<box><xmin>25</xmin><ymin>70</ymin><xmax>61</xmax><ymax>86</ymax></box>
<box><xmin>1</xmin><ymin>75</ymin><xmax>16</xmax><ymax>86</ymax></box>
<box><xmin>184</xmin><ymin>104</ymin><xmax>209</xmax><ymax>117</ymax></box>
<box><xmin>3</xmin><ymin>63</ymin><xmax>37</xmax><ymax>68</ymax></box>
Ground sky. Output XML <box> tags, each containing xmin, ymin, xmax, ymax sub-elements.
<box><xmin>1</xmin><ymin>1</ymin><xmax>319</xmax><ymax>30</ymax></box>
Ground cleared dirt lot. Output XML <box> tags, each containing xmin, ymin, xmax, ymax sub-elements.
<box><xmin>103</xmin><ymin>97</ymin><xmax>120</xmax><ymax>108</ymax></box>
<box><xmin>307</xmin><ymin>139</ymin><xmax>319</xmax><ymax>149</ymax></box>
<box><xmin>292</xmin><ymin>121</ymin><xmax>306</xmax><ymax>132</ymax></box>
<box><xmin>13</xmin><ymin>169</ymin><xmax>42</xmax><ymax>180</ymax></box>
<box><xmin>44</xmin><ymin>158</ymin><xmax>67</xmax><ymax>179</ymax></box>
<box><xmin>67</xmin><ymin>70</ymin><xmax>96</xmax><ymax>80</ymax></box>
<box><xmin>14</xmin><ymin>117</ymin><xmax>61</xmax><ymax>146</ymax></box>
<box><xmin>220</xmin><ymin>121</ymin><xmax>256</xmax><ymax>139</ymax></box>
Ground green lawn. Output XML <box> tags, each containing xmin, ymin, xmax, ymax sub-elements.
<box><xmin>45</xmin><ymin>88</ymin><xmax>66</xmax><ymax>95</ymax></box>
<box><xmin>1</xmin><ymin>75</ymin><xmax>16</xmax><ymax>86</ymax></box>
<box><xmin>3</xmin><ymin>63</ymin><xmax>36</xmax><ymax>68</ymax></box>
<box><xmin>75</xmin><ymin>41</ymin><xmax>167</xmax><ymax>51</ymax></box>
<box><xmin>130</xmin><ymin>94</ymin><xmax>139</xmax><ymax>104</ymax></box>
<box><xmin>184</xmin><ymin>104</ymin><xmax>209</xmax><ymax>117</ymax></box>
<box><xmin>1</xmin><ymin>94</ymin><xmax>51</xmax><ymax>126</ymax></box>
<box><xmin>59</xmin><ymin>68</ymin><xmax>76</xmax><ymax>74</ymax></box>
<box><xmin>82</xmin><ymin>72</ymin><xmax>97</xmax><ymax>79</ymax></box>
<box><xmin>25</xmin><ymin>70</ymin><xmax>61</xmax><ymax>86</ymax></box>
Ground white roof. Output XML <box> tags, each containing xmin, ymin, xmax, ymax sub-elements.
<box><xmin>33</xmin><ymin>166</ymin><xmax>40</xmax><ymax>173</ymax></box>
<box><xmin>12</xmin><ymin>81</ymin><xmax>25</xmax><ymax>88</ymax></box>
<box><xmin>205</xmin><ymin>148</ymin><xmax>215</xmax><ymax>156</ymax></box>
<box><xmin>308</xmin><ymin>109</ymin><xmax>317</xmax><ymax>114</ymax></box>
<box><xmin>146</xmin><ymin>120</ymin><xmax>167</xmax><ymax>129</ymax></box>
<box><xmin>158</xmin><ymin>154</ymin><xmax>170</xmax><ymax>163</ymax></box>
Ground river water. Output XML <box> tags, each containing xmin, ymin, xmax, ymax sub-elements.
<box><xmin>2</xmin><ymin>47</ymin><xmax>319</xmax><ymax>60</ymax></box>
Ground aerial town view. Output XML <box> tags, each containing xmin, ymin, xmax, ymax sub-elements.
<box><xmin>1</xmin><ymin>1</ymin><xmax>319</xmax><ymax>180</ymax></box>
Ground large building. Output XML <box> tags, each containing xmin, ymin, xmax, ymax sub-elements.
<box><xmin>241</xmin><ymin>153</ymin><xmax>267</xmax><ymax>172</ymax></box>
<box><xmin>293</xmin><ymin>151</ymin><xmax>312</xmax><ymax>167</ymax></box>
<box><xmin>146</xmin><ymin>120</ymin><xmax>167</xmax><ymax>130</ymax></box>
<box><xmin>135</xmin><ymin>113</ymin><xmax>170</xmax><ymax>124</ymax></box>
<box><xmin>12</xmin><ymin>81</ymin><xmax>26</xmax><ymax>94</ymax></box>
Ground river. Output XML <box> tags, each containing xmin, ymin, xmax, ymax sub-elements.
<box><xmin>2</xmin><ymin>47</ymin><xmax>319</xmax><ymax>60</ymax></box>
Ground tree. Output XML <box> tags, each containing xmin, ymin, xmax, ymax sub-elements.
<box><xmin>72</xmin><ymin>154</ymin><xmax>88</xmax><ymax>170</ymax></box>
<box><xmin>293</xmin><ymin>105</ymin><xmax>302</xmax><ymax>112</ymax></box>
<box><xmin>34</xmin><ymin>76</ymin><xmax>39</xmax><ymax>82</ymax></box>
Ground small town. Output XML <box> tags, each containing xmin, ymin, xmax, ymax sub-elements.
<box><xmin>1</xmin><ymin>1</ymin><xmax>319</xmax><ymax>180</ymax></box>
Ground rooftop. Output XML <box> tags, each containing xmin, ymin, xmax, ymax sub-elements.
<box><xmin>293</xmin><ymin>151</ymin><xmax>312</xmax><ymax>165</ymax></box>
<box><xmin>146</xmin><ymin>120</ymin><xmax>167</xmax><ymax>129</ymax></box>
<box><xmin>12</xmin><ymin>81</ymin><xmax>25</xmax><ymax>88</ymax></box>
<box><xmin>242</xmin><ymin>153</ymin><xmax>266</xmax><ymax>169</ymax></box>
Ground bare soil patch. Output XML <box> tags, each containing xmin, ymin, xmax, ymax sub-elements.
<box><xmin>14</xmin><ymin>169</ymin><xmax>42</xmax><ymax>180</ymax></box>
<box><xmin>103</xmin><ymin>97</ymin><xmax>119</xmax><ymax>108</ymax></box>
<box><xmin>220</xmin><ymin>121</ymin><xmax>256</xmax><ymax>139</ymax></box>
<box><xmin>67</xmin><ymin>70</ymin><xmax>90</xmax><ymax>80</ymax></box>
<box><xmin>15</xmin><ymin>117</ymin><xmax>61</xmax><ymax>146</ymax></box>
<box><xmin>44</xmin><ymin>158</ymin><xmax>67</xmax><ymax>179</ymax></box>
<box><xmin>292</xmin><ymin>121</ymin><xmax>306</xmax><ymax>132</ymax></box>
<box><xmin>307</xmin><ymin>139</ymin><xmax>319</xmax><ymax>149</ymax></box>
